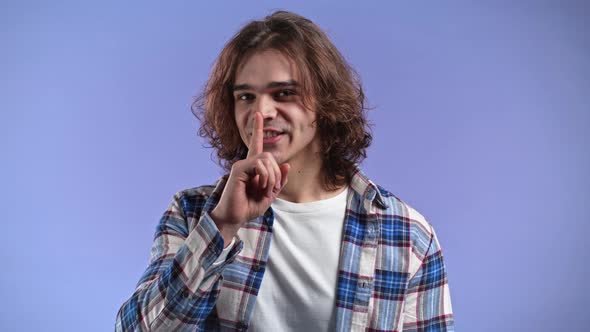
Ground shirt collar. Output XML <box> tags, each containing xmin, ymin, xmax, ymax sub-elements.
<box><xmin>349</xmin><ymin>166</ymin><xmax>390</xmax><ymax>210</ymax></box>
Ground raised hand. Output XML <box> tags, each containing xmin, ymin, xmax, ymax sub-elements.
<box><xmin>210</xmin><ymin>112</ymin><xmax>290</xmax><ymax>247</ymax></box>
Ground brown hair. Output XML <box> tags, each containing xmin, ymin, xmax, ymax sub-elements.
<box><xmin>192</xmin><ymin>10</ymin><xmax>372</xmax><ymax>190</ymax></box>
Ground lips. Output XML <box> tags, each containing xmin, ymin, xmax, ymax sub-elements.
<box><xmin>262</xmin><ymin>130</ymin><xmax>285</xmax><ymax>144</ymax></box>
<box><xmin>263</xmin><ymin>131</ymin><xmax>283</xmax><ymax>138</ymax></box>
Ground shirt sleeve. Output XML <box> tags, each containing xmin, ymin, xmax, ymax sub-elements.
<box><xmin>212</xmin><ymin>237</ymin><xmax>236</xmax><ymax>266</ymax></box>
<box><xmin>402</xmin><ymin>224</ymin><xmax>455</xmax><ymax>331</ymax></box>
<box><xmin>115</xmin><ymin>191</ymin><xmax>242</xmax><ymax>331</ymax></box>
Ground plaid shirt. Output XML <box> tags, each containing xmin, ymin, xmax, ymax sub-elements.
<box><xmin>116</xmin><ymin>168</ymin><xmax>454</xmax><ymax>331</ymax></box>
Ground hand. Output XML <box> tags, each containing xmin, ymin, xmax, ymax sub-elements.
<box><xmin>211</xmin><ymin>112</ymin><xmax>290</xmax><ymax>246</ymax></box>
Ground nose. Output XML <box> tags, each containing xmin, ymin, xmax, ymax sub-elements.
<box><xmin>255</xmin><ymin>94</ymin><xmax>277</xmax><ymax>121</ymax></box>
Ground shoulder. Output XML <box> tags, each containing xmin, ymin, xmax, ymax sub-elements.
<box><xmin>170</xmin><ymin>183</ymin><xmax>217</xmax><ymax>216</ymax></box>
<box><xmin>170</xmin><ymin>174</ymin><xmax>228</xmax><ymax>208</ymax></box>
<box><xmin>174</xmin><ymin>184</ymin><xmax>217</xmax><ymax>201</ymax></box>
<box><xmin>155</xmin><ymin>181</ymin><xmax>223</xmax><ymax>236</ymax></box>
<box><xmin>349</xmin><ymin>169</ymin><xmax>435</xmax><ymax>252</ymax></box>
<box><xmin>375</xmin><ymin>184</ymin><xmax>435</xmax><ymax>260</ymax></box>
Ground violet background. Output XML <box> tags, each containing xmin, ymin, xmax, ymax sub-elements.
<box><xmin>2</xmin><ymin>1</ymin><xmax>589</xmax><ymax>331</ymax></box>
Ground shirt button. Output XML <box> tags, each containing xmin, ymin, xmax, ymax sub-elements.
<box><xmin>359</xmin><ymin>280</ymin><xmax>372</xmax><ymax>288</ymax></box>
<box><xmin>180</xmin><ymin>289</ymin><xmax>190</xmax><ymax>298</ymax></box>
<box><xmin>252</xmin><ymin>263</ymin><xmax>262</xmax><ymax>272</ymax></box>
<box><xmin>366</xmin><ymin>226</ymin><xmax>376</xmax><ymax>239</ymax></box>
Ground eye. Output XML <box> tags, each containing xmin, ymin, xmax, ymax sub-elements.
<box><xmin>274</xmin><ymin>89</ymin><xmax>297</xmax><ymax>100</ymax></box>
<box><xmin>236</xmin><ymin>93</ymin><xmax>255</xmax><ymax>102</ymax></box>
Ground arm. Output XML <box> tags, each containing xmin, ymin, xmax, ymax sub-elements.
<box><xmin>115</xmin><ymin>191</ymin><xmax>241</xmax><ymax>331</ymax></box>
<box><xmin>116</xmin><ymin>112</ymin><xmax>289</xmax><ymax>331</ymax></box>
<box><xmin>402</xmin><ymin>225</ymin><xmax>455</xmax><ymax>331</ymax></box>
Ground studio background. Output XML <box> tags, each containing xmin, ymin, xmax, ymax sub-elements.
<box><xmin>2</xmin><ymin>1</ymin><xmax>588</xmax><ymax>331</ymax></box>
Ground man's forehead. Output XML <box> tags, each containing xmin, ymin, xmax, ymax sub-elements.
<box><xmin>233</xmin><ymin>50</ymin><xmax>302</xmax><ymax>89</ymax></box>
<box><xmin>231</xmin><ymin>80</ymin><xmax>300</xmax><ymax>92</ymax></box>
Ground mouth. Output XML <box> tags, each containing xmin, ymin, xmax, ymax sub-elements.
<box><xmin>262</xmin><ymin>130</ymin><xmax>286</xmax><ymax>144</ymax></box>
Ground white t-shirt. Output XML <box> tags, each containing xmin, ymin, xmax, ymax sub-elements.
<box><xmin>249</xmin><ymin>187</ymin><xmax>349</xmax><ymax>331</ymax></box>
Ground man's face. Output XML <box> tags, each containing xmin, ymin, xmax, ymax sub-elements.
<box><xmin>233</xmin><ymin>49</ymin><xmax>320</xmax><ymax>167</ymax></box>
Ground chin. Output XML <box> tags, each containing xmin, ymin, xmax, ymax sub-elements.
<box><xmin>271</xmin><ymin>152</ymin><xmax>285</xmax><ymax>164</ymax></box>
<box><xmin>264</xmin><ymin>149</ymin><xmax>286</xmax><ymax>164</ymax></box>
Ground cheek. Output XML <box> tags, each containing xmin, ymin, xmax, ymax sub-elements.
<box><xmin>294</xmin><ymin>123</ymin><xmax>316</xmax><ymax>144</ymax></box>
<box><xmin>235</xmin><ymin>113</ymin><xmax>249</xmax><ymax>142</ymax></box>
<box><xmin>304</xmin><ymin>117</ymin><xmax>319</xmax><ymax>142</ymax></box>
<box><xmin>301</xmin><ymin>115</ymin><xmax>317</xmax><ymax>132</ymax></box>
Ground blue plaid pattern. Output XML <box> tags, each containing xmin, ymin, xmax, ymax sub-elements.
<box><xmin>116</xmin><ymin>168</ymin><xmax>454</xmax><ymax>331</ymax></box>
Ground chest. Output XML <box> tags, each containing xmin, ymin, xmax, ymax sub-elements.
<box><xmin>214</xmin><ymin>212</ymin><xmax>412</xmax><ymax>331</ymax></box>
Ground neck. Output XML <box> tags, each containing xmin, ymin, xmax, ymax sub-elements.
<box><xmin>277</xmin><ymin>160</ymin><xmax>346</xmax><ymax>203</ymax></box>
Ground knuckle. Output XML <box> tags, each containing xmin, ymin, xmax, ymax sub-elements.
<box><xmin>231</xmin><ymin>160</ymin><xmax>243</xmax><ymax>171</ymax></box>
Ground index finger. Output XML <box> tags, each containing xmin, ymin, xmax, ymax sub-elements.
<box><xmin>247</xmin><ymin>112</ymin><xmax>263</xmax><ymax>158</ymax></box>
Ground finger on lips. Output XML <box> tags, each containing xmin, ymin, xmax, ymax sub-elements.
<box><xmin>247</xmin><ymin>112</ymin><xmax>263</xmax><ymax>158</ymax></box>
<box><xmin>246</xmin><ymin>112</ymin><xmax>287</xmax><ymax>196</ymax></box>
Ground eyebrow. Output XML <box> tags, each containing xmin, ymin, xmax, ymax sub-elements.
<box><xmin>231</xmin><ymin>80</ymin><xmax>299</xmax><ymax>92</ymax></box>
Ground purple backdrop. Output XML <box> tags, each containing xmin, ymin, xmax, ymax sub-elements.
<box><xmin>2</xmin><ymin>1</ymin><xmax>589</xmax><ymax>331</ymax></box>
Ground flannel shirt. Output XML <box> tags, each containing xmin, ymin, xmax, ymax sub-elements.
<box><xmin>116</xmin><ymin>168</ymin><xmax>454</xmax><ymax>331</ymax></box>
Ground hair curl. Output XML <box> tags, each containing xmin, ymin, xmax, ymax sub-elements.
<box><xmin>192</xmin><ymin>10</ymin><xmax>372</xmax><ymax>190</ymax></box>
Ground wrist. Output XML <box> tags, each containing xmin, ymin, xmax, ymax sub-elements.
<box><xmin>210</xmin><ymin>209</ymin><xmax>241</xmax><ymax>247</ymax></box>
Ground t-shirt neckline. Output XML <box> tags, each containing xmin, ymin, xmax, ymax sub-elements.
<box><xmin>271</xmin><ymin>186</ymin><xmax>349</xmax><ymax>214</ymax></box>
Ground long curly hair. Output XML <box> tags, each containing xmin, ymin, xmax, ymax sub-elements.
<box><xmin>192</xmin><ymin>11</ymin><xmax>372</xmax><ymax>190</ymax></box>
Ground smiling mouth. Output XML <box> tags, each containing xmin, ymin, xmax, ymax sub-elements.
<box><xmin>263</xmin><ymin>131</ymin><xmax>283</xmax><ymax>138</ymax></box>
<box><xmin>262</xmin><ymin>131</ymin><xmax>285</xmax><ymax>144</ymax></box>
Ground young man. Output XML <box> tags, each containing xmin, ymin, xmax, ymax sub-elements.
<box><xmin>116</xmin><ymin>11</ymin><xmax>454</xmax><ymax>332</ymax></box>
